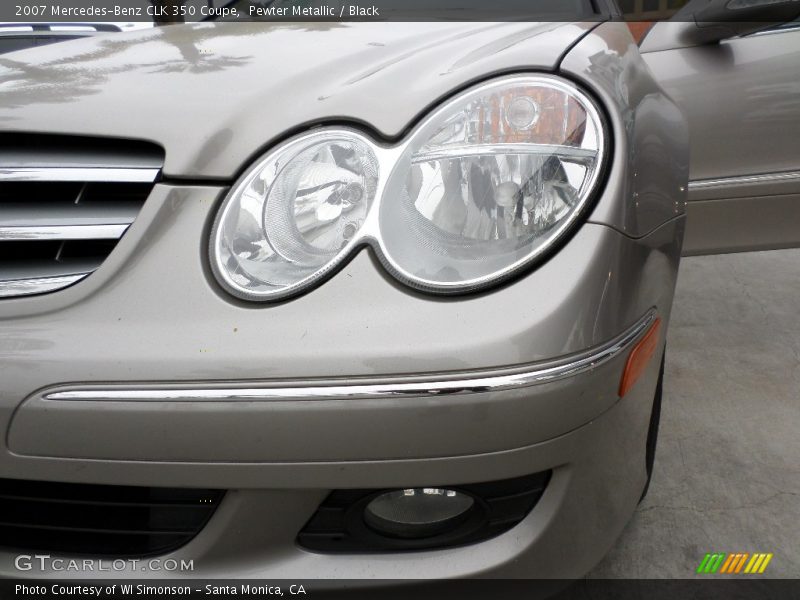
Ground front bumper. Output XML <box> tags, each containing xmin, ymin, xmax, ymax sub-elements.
<box><xmin>0</xmin><ymin>363</ymin><xmax>662</xmax><ymax>579</ymax></box>
<box><xmin>8</xmin><ymin>309</ymin><xmax>655</xmax><ymax>464</ymax></box>
<box><xmin>0</xmin><ymin>185</ymin><xmax>683</xmax><ymax>578</ymax></box>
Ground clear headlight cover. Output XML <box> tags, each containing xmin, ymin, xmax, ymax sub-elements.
<box><xmin>379</xmin><ymin>75</ymin><xmax>605</xmax><ymax>292</ymax></box>
<box><xmin>211</xmin><ymin>75</ymin><xmax>605</xmax><ymax>301</ymax></box>
<box><xmin>211</xmin><ymin>131</ymin><xmax>379</xmax><ymax>300</ymax></box>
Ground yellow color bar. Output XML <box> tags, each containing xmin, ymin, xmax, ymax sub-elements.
<box><xmin>758</xmin><ymin>553</ymin><xmax>773</xmax><ymax>574</ymax></box>
<box><xmin>744</xmin><ymin>552</ymin><xmax>763</xmax><ymax>573</ymax></box>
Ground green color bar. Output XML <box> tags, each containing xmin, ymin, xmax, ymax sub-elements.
<box><xmin>697</xmin><ymin>554</ymin><xmax>712</xmax><ymax>574</ymax></box>
<box><xmin>708</xmin><ymin>553</ymin><xmax>726</xmax><ymax>573</ymax></box>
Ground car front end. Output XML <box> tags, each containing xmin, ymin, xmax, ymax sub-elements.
<box><xmin>0</xmin><ymin>19</ymin><xmax>687</xmax><ymax>580</ymax></box>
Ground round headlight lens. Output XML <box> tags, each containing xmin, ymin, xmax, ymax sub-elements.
<box><xmin>211</xmin><ymin>131</ymin><xmax>379</xmax><ymax>300</ymax></box>
<box><xmin>378</xmin><ymin>76</ymin><xmax>604</xmax><ymax>292</ymax></box>
<box><xmin>211</xmin><ymin>75</ymin><xmax>605</xmax><ymax>301</ymax></box>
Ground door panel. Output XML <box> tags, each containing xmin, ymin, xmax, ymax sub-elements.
<box><xmin>642</xmin><ymin>25</ymin><xmax>800</xmax><ymax>255</ymax></box>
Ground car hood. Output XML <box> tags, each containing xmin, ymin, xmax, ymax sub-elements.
<box><xmin>0</xmin><ymin>21</ymin><xmax>595</xmax><ymax>178</ymax></box>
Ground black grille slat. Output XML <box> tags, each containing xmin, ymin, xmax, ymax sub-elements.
<box><xmin>0</xmin><ymin>524</ymin><xmax>188</xmax><ymax>557</ymax></box>
<box><xmin>0</xmin><ymin>239</ymin><xmax>63</xmax><ymax>261</ymax></box>
<box><xmin>0</xmin><ymin>499</ymin><xmax>212</xmax><ymax>532</ymax></box>
<box><xmin>0</xmin><ymin>251</ymin><xmax>105</xmax><ymax>280</ymax></box>
<box><xmin>79</xmin><ymin>182</ymin><xmax>153</xmax><ymax>204</ymax></box>
<box><xmin>59</xmin><ymin>239</ymin><xmax>120</xmax><ymax>259</ymax></box>
<box><xmin>0</xmin><ymin>494</ymin><xmax>215</xmax><ymax>508</ymax></box>
<box><xmin>0</xmin><ymin>202</ymin><xmax>143</xmax><ymax>226</ymax></box>
<box><xmin>0</xmin><ymin>181</ymin><xmax>84</xmax><ymax>204</ymax></box>
<box><xmin>0</xmin><ymin>478</ymin><xmax>218</xmax><ymax>503</ymax></box>
<box><xmin>0</xmin><ymin>522</ymin><xmax>197</xmax><ymax>535</ymax></box>
<box><xmin>0</xmin><ymin>478</ymin><xmax>223</xmax><ymax>557</ymax></box>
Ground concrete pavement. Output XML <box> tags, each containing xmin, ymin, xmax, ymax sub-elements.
<box><xmin>589</xmin><ymin>249</ymin><xmax>800</xmax><ymax>578</ymax></box>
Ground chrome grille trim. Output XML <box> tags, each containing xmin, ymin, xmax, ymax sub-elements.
<box><xmin>0</xmin><ymin>145</ymin><xmax>161</xmax><ymax>299</ymax></box>
<box><xmin>0</xmin><ymin>274</ymin><xmax>88</xmax><ymax>298</ymax></box>
<box><xmin>0</xmin><ymin>167</ymin><xmax>160</xmax><ymax>183</ymax></box>
<box><xmin>0</xmin><ymin>224</ymin><xmax>129</xmax><ymax>241</ymax></box>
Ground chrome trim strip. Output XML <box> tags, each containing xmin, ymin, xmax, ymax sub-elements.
<box><xmin>411</xmin><ymin>144</ymin><xmax>597</xmax><ymax>165</ymax></box>
<box><xmin>44</xmin><ymin>309</ymin><xmax>657</xmax><ymax>403</ymax></box>
<box><xmin>689</xmin><ymin>170</ymin><xmax>800</xmax><ymax>190</ymax></box>
<box><xmin>0</xmin><ymin>273</ymin><xmax>88</xmax><ymax>298</ymax></box>
<box><xmin>750</xmin><ymin>24</ymin><xmax>800</xmax><ymax>37</ymax></box>
<box><xmin>0</xmin><ymin>167</ymin><xmax>160</xmax><ymax>183</ymax></box>
<box><xmin>49</xmin><ymin>25</ymin><xmax>98</xmax><ymax>32</ymax></box>
<box><xmin>0</xmin><ymin>224</ymin><xmax>128</xmax><ymax>241</ymax></box>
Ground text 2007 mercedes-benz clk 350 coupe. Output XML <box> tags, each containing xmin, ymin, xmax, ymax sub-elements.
<box><xmin>0</xmin><ymin>10</ymin><xmax>690</xmax><ymax>580</ymax></box>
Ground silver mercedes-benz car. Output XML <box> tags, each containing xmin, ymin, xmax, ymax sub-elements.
<box><xmin>2</xmin><ymin>0</ymin><xmax>789</xmax><ymax>582</ymax></box>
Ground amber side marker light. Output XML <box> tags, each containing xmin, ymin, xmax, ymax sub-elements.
<box><xmin>626</xmin><ymin>21</ymin><xmax>655</xmax><ymax>46</ymax></box>
<box><xmin>619</xmin><ymin>317</ymin><xmax>661</xmax><ymax>397</ymax></box>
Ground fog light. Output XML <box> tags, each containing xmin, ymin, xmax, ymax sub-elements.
<box><xmin>363</xmin><ymin>488</ymin><xmax>475</xmax><ymax>539</ymax></box>
<box><xmin>299</xmin><ymin>471</ymin><xmax>550</xmax><ymax>552</ymax></box>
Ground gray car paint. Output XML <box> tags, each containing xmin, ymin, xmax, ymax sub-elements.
<box><xmin>643</xmin><ymin>23</ymin><xmax>800</xmax><ymax>255</ymax></box>
<box><xmin>0</xmin><ymin>23</ymin><xmax>126</xmax><ymax>55</ymax></box>
<box><xmin>0</xmin><ymin>21</ymin><xmax>687</xmax><ymax>579</ymax></box>
<box><xmin>0</xmin><ymin>22</ymin><xmax>593</xmax><ymax>178</ymax></box>
<box><xmin>561</xmin><ymin>21</ymin><xmax>689</xmax><ymax>239</ymax></box>
<box><xmin>7</xmin><ymin>224</ymin><xmax>677</xmax><ymax>463</ymax></box>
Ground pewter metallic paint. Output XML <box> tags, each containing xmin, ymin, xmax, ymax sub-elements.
<box><xmin>0</xmin><ymin>21</ymin><xmax>687</xmax><ymax>579</ymax></box>
<box><xmin>643</xmin><ymin>23</ymin><xmax>800</xmax><ymax>255</ymax></box>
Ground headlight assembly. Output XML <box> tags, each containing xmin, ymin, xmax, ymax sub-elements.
<box><xmin>211</xmin><ymin>75</ymin><xmax>606</xmax><ymax>301</ymax></box>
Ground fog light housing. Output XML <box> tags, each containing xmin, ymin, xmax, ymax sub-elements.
<box><xmin>363</xmin><ymin>488</ymin><xmax>475</xmax><ymax>539</ymax></box>
<box><xmin>298</xmin><ymin>471</ymin><xmax>551</xmax><ymax>553</ymax></box>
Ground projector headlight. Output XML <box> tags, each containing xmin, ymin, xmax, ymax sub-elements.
<box><xmin>211</xmin><ymin>75</ymin><xmax>606</xmax><ymax>301</ymax></box>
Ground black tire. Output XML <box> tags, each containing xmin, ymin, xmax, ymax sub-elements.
<box><xmin>639</xmin><ymin>351</ymin><xmax>665</xmax><ymax>502</ymax></box>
